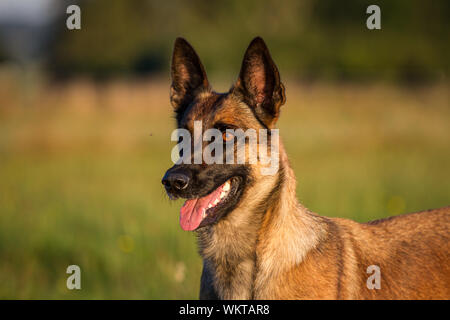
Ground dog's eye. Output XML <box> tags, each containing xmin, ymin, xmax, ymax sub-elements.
<box><xmin>222</xmin><ymin>131</ymin><xmax>234</xmax><ymax>142</ymax></box>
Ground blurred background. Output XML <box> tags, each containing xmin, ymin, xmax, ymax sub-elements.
<box><xmin>0</xmin><ymin>0</ymin><xmax>448</xmax><ymax>299</ymax></box>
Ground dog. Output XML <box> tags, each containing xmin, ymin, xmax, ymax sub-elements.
<box><xmin>162</xmin><ymin>37</ymin><xmax>450</xmax><ymax>299</ymax></box>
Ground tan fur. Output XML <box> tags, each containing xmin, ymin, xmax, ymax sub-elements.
<box><xmin>168</xmin><ymin>37</ymin><xmax>450</xmax><ymax>300</ymax></box>
<box><xmin>199</xmin><ymin>140</ymin><xmax>450</xmax><ymax>299</ymax></box>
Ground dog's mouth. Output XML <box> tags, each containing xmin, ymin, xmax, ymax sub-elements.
<box><xmin>179</xmin><ymin>176</ymin><xmax>242</xmax><ymax>231</ymax></box>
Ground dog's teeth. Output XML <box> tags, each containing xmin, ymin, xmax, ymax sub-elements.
<box><xmin>202</xmin><ymin>210</ymin><xmax>206</xmax><ymax>218</ymax></box>
<box><xmin>208</xmin><ymin>204</ymin><xmax>212</xmax><ymax>208</ymax></box>
<box><xmin>213</xmin><ymin>198</ymin><xmax>220</xmax><ymax>205</ymax></box>
<box><xmin>223</xmin><ymin>181</ymin><xmax>230</xmax><ymax>192</ymax></box>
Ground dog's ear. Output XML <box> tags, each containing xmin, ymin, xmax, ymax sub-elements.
<box><xmin>170</xmin><ymin>38</ymin><xmax>210</xmax><ymax>110</ymax></box>
<box><xmin>233</xmin><ymin>37</ymin><xmax>285</xmax><ymax>128</ymax></box>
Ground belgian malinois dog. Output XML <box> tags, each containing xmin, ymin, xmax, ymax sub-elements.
<box><xmin>162</xmin><ymin>37</ymin><xmax>450</xmax><ymax>299</ymax></box>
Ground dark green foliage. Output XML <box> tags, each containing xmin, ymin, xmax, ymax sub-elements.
<box><xmin>48</xmin><ymin>0</ymin><xmax>449</xmax><ymax>82</ymax></box>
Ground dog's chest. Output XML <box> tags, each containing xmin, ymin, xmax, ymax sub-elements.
<box><xmin>210</xmin><ymin>257</ymin><xmax>255</xmax><ymax>299</ymax></box>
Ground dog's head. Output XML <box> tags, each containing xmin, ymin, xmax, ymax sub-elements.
<box><xmin>162</xmin><ymin>37</ymin><xmax>286</xmax><ymax>231</ymax></box>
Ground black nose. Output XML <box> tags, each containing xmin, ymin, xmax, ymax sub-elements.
<box><xmin>162</xmin><ymin>169</ymin><xmax>191</xmax><ymax>192</ymax></box>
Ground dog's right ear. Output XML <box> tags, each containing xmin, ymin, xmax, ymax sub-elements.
<box><xmin>170</xmin><ymin>38</ymin><xmax>210</xmax><ymax>111</ymax></box>
<box><xmin>233</xmin><ymin>37</ymin><xmax>285</xmax><ymax>128</ymax></box>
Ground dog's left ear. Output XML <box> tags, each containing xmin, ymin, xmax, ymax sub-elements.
<box><xmin>233</xmin><ymin>37</ymin><xmax>286</xmax><ymax>128</ymax></box>
<box><xmin>170</xmin><ymin>38</ymin><xmax>210</xmax><ymax>111</ymax></box>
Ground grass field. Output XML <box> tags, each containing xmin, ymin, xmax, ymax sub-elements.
<box><xmin>0</xmin><ymin>74</ymin><xmax>449</xmax><ymax>299</ymax></box>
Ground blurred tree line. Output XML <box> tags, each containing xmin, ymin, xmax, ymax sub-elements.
<box><xmin>47</xmin><ymin>0</ymin><xmax>449</xmax><ymax>83</ymax></box>
<box><xmin>0</xmin><ymin>44</ymin><xmax>6</xmax><ymax>63</ymax></box>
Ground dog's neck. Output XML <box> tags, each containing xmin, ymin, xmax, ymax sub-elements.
<box><xmin>197</xmin><ymin>141</ymin><xmax>325</xmax><ymax>299</ymax></box>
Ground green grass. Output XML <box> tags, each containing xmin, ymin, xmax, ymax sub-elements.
<box><xmin>0</xmin><ymin>79</ymin><xmax>448</xmax><ymax>298</ymax></box>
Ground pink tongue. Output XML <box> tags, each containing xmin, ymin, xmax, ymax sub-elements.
<box><xmin>180</xmin><ymin>185</ymin><xmax>223</xmax><ymax>231</ymax></box>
